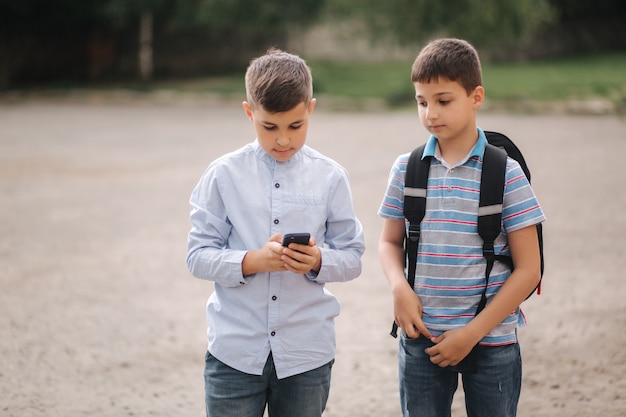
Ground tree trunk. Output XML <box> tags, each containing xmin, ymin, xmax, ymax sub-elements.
<box><xmin>139</xmin><ymin>12</ymin><xmax>153</xmax><ymax>81</ymax></box>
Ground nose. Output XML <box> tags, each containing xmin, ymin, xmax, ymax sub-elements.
<box><xmin>276</xmin><ymin>132</ymin><xmax>289</xmax><ymax>146</ymax></box>
<box><xmin>425</xmin><ymin>106</ymin><xmax>438</xmax><ymax>121</ymax></box>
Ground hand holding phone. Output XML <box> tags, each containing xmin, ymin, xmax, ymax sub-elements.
<box><xmin>281</xmin><ymin>232</ymin><xmax>320</xmax><ymax>274</ymax></box>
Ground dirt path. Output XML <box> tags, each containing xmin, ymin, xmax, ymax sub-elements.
<box><xmin>1</xmin><ymin>98</ymin><xmax>624</xmax><ymax>416</ymax></box>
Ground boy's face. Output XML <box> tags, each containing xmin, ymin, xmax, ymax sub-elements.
<box><xmin>243</xmin><ymin>99</ymin><xmax>316</xmax><ymax>162</ymax></box>
<box><xmin>414</xmin><ymin>77</ymin><xmax>483</xmax><ymax>143</ymax></box>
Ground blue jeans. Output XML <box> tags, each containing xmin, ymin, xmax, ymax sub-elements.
<box><xmin>204</xmin><ymin>351</ymin><xmax>333</xmax><ymax>417</ymax></box>
<box><xmin>398</xmin><ymin>334</ymin><xmax>522</xmax><ymax>417</ymax></box>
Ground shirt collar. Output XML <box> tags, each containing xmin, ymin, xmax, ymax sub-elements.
<box><xmin>252</xmin><ymin>139</ymin><xmax>304</xmax><ymax>167</ymax></box>
<box><xmin>252</xmin><ymin>140</ymin><xmax>274</xmax><ymax>165</ymax></box>
<box><xmin>422</xmin><ymin>127</ymin><xmax>488</xmax><ymax>163</ymax></box>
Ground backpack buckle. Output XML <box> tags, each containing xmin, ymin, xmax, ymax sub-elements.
<box><xmin>482</xmin><ymin>243</ymin><xmax>495</xmax><ymax>260</ymax></box>
<box><xmin>408</xmin><ymin>224</ymin><xmax>420</xmax><ymax>242</ymax></box>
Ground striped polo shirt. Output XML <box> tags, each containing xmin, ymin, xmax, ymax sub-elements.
<box><xmin>378</xmin><ymin>128</ymin><xmax>546</xmax><ymax>345</ymax></box>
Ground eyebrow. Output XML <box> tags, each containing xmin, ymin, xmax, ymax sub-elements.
<box><xmin>260</xmin><ymin>119</ymin><xmax>305</xmax><ymax>126</ymax></box>
<box><xmin>415</xmin><ymin>92</ymin><xmax>453</xmax><ymax>99</ymax></box>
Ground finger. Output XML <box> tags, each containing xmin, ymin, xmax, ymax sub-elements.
<box><xmin>429</xmin><ymin>353</ymin><xmax>449</xmax><ymax>367</ymax></box>
<box><xmin>272</xmin><ymin>242</ymin><xmax>285</xmax><ymax>254</ymax></box>
<box><xmin>401</xmin><ymin>323</ymin><xmax>420</xmax><ymax>339</ymax></box>
<box><xmin>291</xmin><ymin>243</ymin><xmax>312</xmax><ymax>255</ymax></box>
<box><xmin>284</xmin><ymin>263</ymin><xmax>302</xmax><ymax>274</ymax></box>
<box><xmin>287</xmin><ymin>249</ymin><xmax>316</xmax><ymax>270</ymax></box>
<box><xmin>282</xmin><ymin>254</ymin><xmax>311</xmax><ymax>273</ymax></box>
<box><xmin>424</xmin><ymin>345</ymin><xmax>437</xmax><ymax>357</ymax></box>
<box><xmin>413</xmin><ymin>320</ymin><xmax>432</xmax><ymax>339</ymax></box>
<box><xmin>281</xmin><ymin>254</ymin><xmax>300</xmax><ymax>267</ymax></box>
<box><xmin>283</xmin><ymin>249</ymin><xmax>307</xmax><ymax>264</ymax></box>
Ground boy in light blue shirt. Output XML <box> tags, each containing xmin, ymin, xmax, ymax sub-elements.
<box><xmin>187</xmin><ymin>48</ymin><xmax>365</xmax><ymax>417</ymax></box>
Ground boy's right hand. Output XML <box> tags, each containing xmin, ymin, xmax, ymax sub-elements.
<box><xmin>242</xmin><ymin>234</ymin><xmax>289</xmax><ymax>276</ymax></box>
<box><xmin>392</xmin><ymin>283</ymin><xmax>431</xmax><ymax>339</ymax></box>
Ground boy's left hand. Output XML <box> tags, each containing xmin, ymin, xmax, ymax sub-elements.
<box><xmin>425</xmin><ymin>327</ymin><xmax>479</xmax><ymax>367</ymax></box>
<box><xmin>281</xmin><ymin>238</ymin><xmax>321</xmax><ymax>275</ymax></box>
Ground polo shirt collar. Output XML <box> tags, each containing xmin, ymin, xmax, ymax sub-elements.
<box><xmin>422</xmin><ymin>127</ymin><xmax>488</xmax><ymax>162</ymax></box>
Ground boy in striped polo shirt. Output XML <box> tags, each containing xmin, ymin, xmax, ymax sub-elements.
<box><xmin>378</xmin><ymin>38</ymin><xmax>545</xmax><ymax>417</ymax></box>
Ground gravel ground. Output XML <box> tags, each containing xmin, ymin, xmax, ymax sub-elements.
<box><xmin>1</xmin><ymin>96</ymin><xmax>625</xmax><ymax>416</ymax></box>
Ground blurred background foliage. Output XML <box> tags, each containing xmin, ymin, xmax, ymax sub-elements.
<box><xmin>1</xmin><ymin>0</ymin><xmax>625</xmax><ymax>110</ymax></box>
<box><xmin>325</xmin><ymin>0</ymin><xmax>554</xmax><ymax>60</ymax></box>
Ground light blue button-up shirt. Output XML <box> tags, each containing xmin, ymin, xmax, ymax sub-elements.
<box><xmin>187</xmin><ymin>140</ymin><xmax>365</xmax><ymax>379</ymax></box>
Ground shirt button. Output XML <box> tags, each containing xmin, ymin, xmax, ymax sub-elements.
<box><xmin>274</xmin><ymin>183</ymin><xmax>280</xmax><ymax>188</ymax></box>
<box><xmin>450</xmin><ymin>169</ymin><xmax>455</xmax><ymax>174</ymax></box>
<box><xmin>272</xmin><ymin>295</ymin><xmax>277</xmax><ymax>301</ymax></box>
<box><xmin>274</xmin><ymin>219</ymin><xmax>279</xmax><ymax>224</ymax></box>
<box><xmin>447</xmin><ymin>187</ymin><xmax>452</xmax><ymax>192</ymax></box>
<box><xmin>271</xmin><ymin>331</ymin><xmax>276</xmax><ymax>336</ymax></box>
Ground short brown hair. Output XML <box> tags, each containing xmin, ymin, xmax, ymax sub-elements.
<box><xmin>245</xmin><ymin>48</ymin><xmax>313</xmax><ymax>113</ymax></box>
<box><xmin>411</xmin><ymin>38</ymin><xmax>482</xmax><ymax>95</ymax></box>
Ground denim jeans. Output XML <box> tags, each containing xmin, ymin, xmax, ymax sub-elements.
<box><xmin>204</xmin><ymin>351</ymin><xmax>333</xmax><ymax>417</ymax></box>
<box><xmin>398</xmin><ymin>334</ymin><xmax>522</xmax><ymax>417</ymax></box>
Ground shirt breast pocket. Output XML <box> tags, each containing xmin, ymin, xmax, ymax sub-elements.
<box><xmin>282</xmin><ymin>196</ymin><xmax>327</xmax><ymax>231</ymax></box>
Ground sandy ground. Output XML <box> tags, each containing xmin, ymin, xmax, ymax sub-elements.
<box><xmin>1</xmin><ymin>95</ymin><xmax>625</xmax><ymax>417</ymax></box>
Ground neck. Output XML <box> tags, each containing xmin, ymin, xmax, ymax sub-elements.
<box><xmin>437</xmin><ymin>128</ymin><xmax>478</xmax><ymax>166</ymax></box>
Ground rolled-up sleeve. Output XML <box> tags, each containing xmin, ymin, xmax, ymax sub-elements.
<box><xmin>186</xmin><ymin>164</ymin><xmax>248</xmax><ymax>287</ymax></box>
<box><xmin>310</xmin><ymin>168</ymin><xmax>365</xmax><ymax>284</ymax></box>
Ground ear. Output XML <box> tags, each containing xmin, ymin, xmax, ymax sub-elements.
<box><xmin>242</xmin><ymin>101</ymin><xmax>253</xmax><ymax>120</ymax></box>
<box><xmin>307</xmin><ymin>98</ymin><xmax>316</xmax><ymax>115</ymax></box>
<box><xmin>472</xmin><ymin>86</ymin><xmax>485</xmax><ymax>109</ymax></box>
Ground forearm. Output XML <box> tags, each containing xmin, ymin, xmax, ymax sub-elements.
<box><xmin>379</xmin><ymin>240</ymin><xmax>408</xmax><ymax>292</ymax></box>
<box><xmin>466</xmin><ymin>265</ymin><xmax>541</xmax><ymax>343</ymax></box>
<box><xmin>465</xmin><ymin>224</ymin><xmax>543</xmax><ymax>341</ymax></box>
<box><xmin>378</xmin><ymin>218</ymin><xmax>412</xmax><ymax>292</ymax></box>
<box><xmin>379</xmin><ymin>226</ymin><xmax>432</xmax><ymax>338</ymax></box>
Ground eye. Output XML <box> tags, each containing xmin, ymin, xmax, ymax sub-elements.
<box><xmin>439</xmin><ymin>100</ymin><xmax>450</xmax><ymax>105</ymax></box>
<box><xmin>263</xmin><ymin>125</ymin><xmax>277</xmax><ymax>131</ymax></box>
<box><xmin>417</xmin><ymin>101</ymin><xmax>427</xmax><ymax>107</ymax></box>
<box><xmin>290</xmin><ymin>124</ymin><xmax>303</xmax><ymax>130</ymax></box>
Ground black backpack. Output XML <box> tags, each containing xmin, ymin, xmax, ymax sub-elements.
<box><xmin>390</xmin><ymin>131</ymin><xmax>544</xmax><ymax>339</ymax></box>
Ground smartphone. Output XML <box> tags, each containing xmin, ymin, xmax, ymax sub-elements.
<box><xmin>282</xmin><ymin>233</ymin><xmax>310</xmax><ymax>247</ymax></box>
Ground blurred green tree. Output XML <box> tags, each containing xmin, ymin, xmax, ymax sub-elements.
<box><xmin>100</xmin><ymin>0</ymin><xmax>326</xmax><ymax>80</ymax></box>
<box><xmin>173</xmin><ymin>0</ymin><xmax>324</xmax><ymax>32</ymax></box>
<box><xmin>324</xmin><ymin>0</ymin><xmax>555</xmax><ymax>59</ymax></box>
<box><xmin>0</xmin><ymin>0</ymin><xmax>326</xmax><ymax>86</ymax></box>
<box><xmin>542</xmin><ymin>0</ymin><xmax>626</xmax><ymax>54</ymax></box>
<box><xmin>100</xmin><ymin>0</ymin><xmax>168</xmax><ymax>80</ymax></box>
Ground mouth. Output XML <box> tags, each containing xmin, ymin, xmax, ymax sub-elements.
<box><xmin>274</xmin><ymin>148</ymin><xmax>293</xmax><ymax>157</ymax></box>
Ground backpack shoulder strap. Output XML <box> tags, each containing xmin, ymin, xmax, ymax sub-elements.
<box><xmin>485</xmin><ymin>130</ymin><xmax>544</xmax><ymax>295</ymax></box>
<box><xmin>478</xmin><ymin>144</ymin><xmax>507</xmax><ymax>243</ymax></box>
<box><xmin>475</xmin><ymin>143</ymin><xmax>508</xmax><ymax>313</ymax></box>
<box><xmin>404</xmin><ymin>144</ymin><xmax>430</xmax><ymax>237</ymax></box>
<box><xmin>403</xmin><ymin>144</ymin><xmax>430</xmax><ymax>291</ymax></box>
<box><xmin>390</xmin><ymin>144</ymin><xmax>429</xmax><ymax>338</ymax></box>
